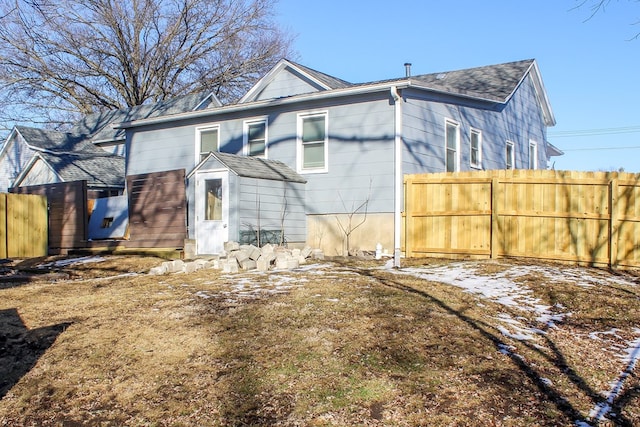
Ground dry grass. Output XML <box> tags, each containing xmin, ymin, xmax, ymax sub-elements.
<box><xmin>0</xmin><ymin>255</ymin><xmax>639</xmax><ymax>426</ymax></box>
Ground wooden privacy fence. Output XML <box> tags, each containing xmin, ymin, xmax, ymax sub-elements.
<box><xmin>404</xmin><ymin>170</ymin><xmax>640</xmax><ymax>269</ymax></box>
<box><xmin>0</xmin><ymin>193</ymin><xmax>48</xmax><ymax>258</ymax></box>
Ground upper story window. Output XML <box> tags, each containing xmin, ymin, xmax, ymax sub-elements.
<box><xmin>529</xmin><ymin>141</ymin><xmax>538</xmax><ymax>170</ymax></box>
<box><xmin>196</xmin><ymin>125</ymin><xmax>219</xmax><ymax>163</ymax></box>
<box><xmin>244</xmin><ymin>119</ymin><xmax>267</xmax><ymax>158</ymax></box>
<box><xmin>445</xmin><ymin>119</ymin><xmax>459</xmax><ymax>172</ymax></box>
<box><xmin>297</xmin><ymin>112</ymin><xmax>328</xmax><ymax>173</ymax></box>
<box><xmin>470</xmin><ymin>128</ymin><xmax>482</xmax><ymax>169</ymax></box>
<box><xmin>506</xmin><ymin>141</ymin><xmax>515</xmax><ymax>169</ymax></box>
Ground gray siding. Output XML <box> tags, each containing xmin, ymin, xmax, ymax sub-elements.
<box><xmin>254</xmin><ymin>68</ymin><xmax>322</xmax><ymax>101</ymax></box>
<box><xmin>401</xmin><ymin>75</ymin><xmax>549</xmax><ymax>174</ymax></box>
<box><xmin>237</xmin><ymin>178</ymin><xmax>306</xmax><ymax>244</ymax></box>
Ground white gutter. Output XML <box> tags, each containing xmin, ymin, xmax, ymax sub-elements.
<box><xmin>390</xmin><ymin>86</ymin><xmax>403</xmax><ymax>268</ymax></box>
<box><xmin>115</xmin><ymin>81</ymin><xmax>411</xmax><ymax>129</ymax></box>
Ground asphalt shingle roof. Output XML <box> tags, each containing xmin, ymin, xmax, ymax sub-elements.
<box><xmin>71</xmin><ymin>92</ymin><xmax>216</xmax><ymax>142</ymax></box>
<box><xmin>207</xmin><ymin>152</ymin><xmax>306</xmax><ymax>183</ymax></box>
<box><xmin>38</xmin><ymin>151</ymin><xmax>125</xmax><ymax>188</ymax></box>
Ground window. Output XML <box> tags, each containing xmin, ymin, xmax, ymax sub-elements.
<box><xmin>244</xmin><ymin>119</ymin><xmax>267</xmax><ymax>157</ymax></box>
<box><xmin>445</xmin><ymin>119</ymin><xmax>459</xmax><ymax>172</ymax></box>
<box><xmin>205</xmin><ymin>179</ymin><xmax>223</xmax><ymax>221</ymax></box>
<box><xmin>298</xmin><ymin>112</ymin><xmax>328</xmax><ymax>173</ymax></box>
<box><xmin>196</xmin><ymin>126</ymin><xmax>219</xmax><ymax>162</ymax></box>
<box><xmin>470</xmin><ymin>129</ymin><xmax>482</xmax><ymax>169</ymax></box>
<box><xmin>506</xmin><ymin>141</ymin><xmax>515</xmax><ymax>169</ymax></box>
<box><xmin>529</xmin><ymin>141</ymin><xmax>538</xmax><ymax>170</ymax></box>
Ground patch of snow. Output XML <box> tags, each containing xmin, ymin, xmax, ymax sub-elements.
<box><xmin>587</xmin><ymin>330</ymin><xmax>640</xmax><ymax>423</ymax></box>
<box><xmin>40</xmin><ymin>256</ymin><xmax>106</xmax><ymax>268</ymax></box>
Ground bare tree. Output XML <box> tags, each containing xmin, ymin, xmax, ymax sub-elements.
<box><xmin>0</xmin><ymin>0</ymin><xmax>293</xmax><ymax>130</ymax></box>
<box><xmin>574</xmin><ymin>0</ymin><xmax>640</xmax><ymax>40</ymax></box>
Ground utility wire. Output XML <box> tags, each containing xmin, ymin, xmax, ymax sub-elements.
<box><xmin>549</xmin><ymin>125</ymin><xmax>640</xmax><ymax>138</ymax></box>
<box><xmin>562</xmin><ymin>145</ymin><xmax>640</xmax><ymax>152</ymax></box>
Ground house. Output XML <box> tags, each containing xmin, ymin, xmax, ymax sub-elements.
<box><xmin>115</xmin><ymin>58</ymin><xmax>561</xmax><ymax>257</ymax></box>
<box><xmin>0</xmin><ymin>126</ymin><xmax>125</xmax><ymax>197</ymax></box>
<box><xmin>0</xmin><ymin>92</ymin><xmax>220</xmax><ymax>193</ymax></box>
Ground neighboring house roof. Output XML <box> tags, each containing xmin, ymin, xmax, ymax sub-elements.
<box><xmin>188</xmin><ymin>151</ymin><xmax>307</xmax><ymax>184</ymax></box>
<box><xmin>14</xmin><ymin>150</ymin><xmax>125</xmax><ymax>188</ymax></box>
<box><xmin>71</xmin><ymin>92</ymin><xmax>221</xmax><ymax>144</ymax></box>
<box><xmin>14</xmin><ymin>126</ymin><xmax>97</xmax><ymax>153</ymax></box>
<box><xmin>118</xmin><ymin>58</ymin><xmax>556</xmax><ymax>129</ymax></box>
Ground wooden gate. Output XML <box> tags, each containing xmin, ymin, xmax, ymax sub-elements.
<box><xmin>0</xmin><ymin>193</ymin><xmax>48</xmax><ymax>258</ymax></box>
<box><xmin>11</xmin><ymin>181</ymin><xmax>88</xmax><ymax>254</ymax></box>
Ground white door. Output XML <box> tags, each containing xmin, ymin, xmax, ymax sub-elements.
<box><xmin>195</xmin><ymin>171</ymin><xmax>229</xmax><ymax>255</ymax></box>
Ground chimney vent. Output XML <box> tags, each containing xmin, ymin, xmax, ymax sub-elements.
<box><xmin>404</xmin><ymin>63</ymin><xmax>412</xmax><ymax>77</ymax></box>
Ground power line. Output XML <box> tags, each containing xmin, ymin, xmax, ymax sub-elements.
<box><xmin>549</xmin><ymin>125</ymin><xmax>640</xmax><ymax>138</ymax></box>
<box><xmin>562</xmin><ymin>145</ymin><xmax>640</xmax><ymax>152</ymax></box>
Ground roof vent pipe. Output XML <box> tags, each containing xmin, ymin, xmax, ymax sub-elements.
<box><xmin>404</xmin><ymin>63</ymin><xmax>412</xmax><ymax>77</ymax></box>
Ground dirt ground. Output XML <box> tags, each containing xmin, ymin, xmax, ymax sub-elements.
<box><xmin>1</xmin><ymin>254</ymin><xmax>639</xmax><ymax>426</ymax></box>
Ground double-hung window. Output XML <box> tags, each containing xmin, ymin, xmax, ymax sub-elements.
<box><xmin>244</xmin><ymin>119</ymin><xmax>267</xmax><ymax>157</ymax></box>
<box><xmin>506</xmin><ymin>141</ymin><xmax>515</xmax><ymax>169</ymax></box>
<box><xmin>445</xmin><ymin>119</ymin><xmax>459</xmax><ymax>172</ymax></box>
<box><xmin>196</xmin><ymin>125</ymin><xmax>219</xmax><ymax>162</ymax></box>
<box><xmin>529</xmin><ymin>141</ymin><xmax>538</xmax><ymax>170</ymax></box>
<box><xmin>470</xmin><ymin>128</ymin><xmax>482</xmax><ymax>169</ymax></box>
<box><xmin>298</xmin><ymin>112</ymin><xmax>328</xmax><ymax>173</ymax></box>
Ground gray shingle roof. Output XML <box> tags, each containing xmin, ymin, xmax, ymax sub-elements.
<box><xmin>15</xmin><ymin>126</ymin><xmax>89</xmax><ymax>152</ymax></box>
<box><xmin>70</xmin><ymin>92</ymin><xmax>217</xmax><ymax>142</ymax></box>
<box><xmin>288</xmin><ymin>60</ymin><xmax>352</xmax><ymax>90</ymax></box>
<box><xmin>362</xmin><ymin>59</ymin><xmax>535</xmax><ymax>103</ymax></box>
<box><xmin>409</xmin><ymin>59</ymin><xmax>535</xmax><ymax>102</ymax></box>
<box><xmin>207</xmin><ymin>152</ymin><xmax>306</xmax><ymax>183</ymax></box>
<box><xmin>37</xmin><ymin>151</ymin><xmax>125</xmax><ymax>188</ymax></box>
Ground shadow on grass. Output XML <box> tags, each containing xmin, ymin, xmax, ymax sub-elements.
<box><xmin>0</xmin><ymin>308</ymin><xmax>71</xmax><ymax>399</ymax></box>
<box><xmin>356</xmin><ymin>266</ymin><xmax>637</xmax><ymax>427</ymax></box>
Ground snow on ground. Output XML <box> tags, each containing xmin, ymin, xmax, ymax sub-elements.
<box><xmin>39</xmin><ymin>255</ymin><xmax>106</xmax><ymax>268</ymax></box>
<box><xmin>389</xmin><ymin>261</ymin><xmax>640</xmax><ymax>426</ymax></box>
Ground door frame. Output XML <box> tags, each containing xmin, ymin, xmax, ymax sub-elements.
<box><xmin>195</xmin><ymin>170</ymin><xmax>230</xmax><ymax>255</ymax></box>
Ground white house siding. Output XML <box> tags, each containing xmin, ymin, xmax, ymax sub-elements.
<box><xmin>17</xmin><ymin>158</ymin><xmax>61</xmax><ymax>187</ymax></box>
<box><xmin>0</xmin><ymin>134</ymin><xmax>35</xmax><ymax>191</ymax></box>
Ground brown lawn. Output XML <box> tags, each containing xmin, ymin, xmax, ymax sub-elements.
<box><xmin>0</xmin><ymin>255</ymin><xmax>639</xmax><ymax>426</ymax></box>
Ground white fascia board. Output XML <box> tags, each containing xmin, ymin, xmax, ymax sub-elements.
<box><xmin>116</xmin><ymin>81</ymin><xmax>411</xmax><ymax>130</ymax></box>
<box><xmin>528</xmin><ymin>61</ymin><xmax>556</xmax><ymax>127</ymax></box>
<box><xmin>13</xmin><ymin>152</ymin><xmax>62</xmax><ymax>186</ymax></box>
<box><xmin>239</xmin><ymin>59</ymin><xmax>334</xmax><ymax>104</ymax></box>
<box><xmin>0</xmin><ymin>127</ymin><xmax>19</xmax><ymax>160</ymax></box>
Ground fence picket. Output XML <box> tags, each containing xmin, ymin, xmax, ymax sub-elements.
<box><xmin>404</xmin><ymin>170</ymin><xmax>640</xmax><ymax>269</ymax></box>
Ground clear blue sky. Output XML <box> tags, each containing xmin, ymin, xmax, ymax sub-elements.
<box><xmin>275</xmin><ymin>0</ymin><xmax>640</xmax><ymax>172</ymax></box>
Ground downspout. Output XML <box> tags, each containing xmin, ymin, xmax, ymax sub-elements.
<box><xmin>390</xmin><ymin>86</ymin><xmax>402</xmax><ymax>268</ymax></box>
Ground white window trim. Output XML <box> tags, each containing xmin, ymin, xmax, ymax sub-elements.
<box><xmin>243</xmin><ymin>117</ymin><xmax>269</xmax><ymax>158</ymax></box>
<box><xmin>195</xmin><ymin>125</ymin><xmax>220</xmax><ymax>164</ymax></box>
<box><xmin>444</xmin><ymin>118</ymin><xmax>460</xmax><ymax>173</ymax></box>
<box><xmin>506</xmin><ymin>140</ymin><xmax>515</xmax><ymax>170</ymax></box>
<box><xmin>297</xmin><ymin>111</ymin><xmax>329</xmax><ymax>174</ymax></box>
<box><xmin>470</xmin><ymin>128</ymin><xmax>482</xmax><ymax>169</ymax></box>
<box><xmin>529</xmin><ymin>140</ymin><xmax>538</xmax><ymax>170</ymax></box>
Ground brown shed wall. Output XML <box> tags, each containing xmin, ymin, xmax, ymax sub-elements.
<box><xmin>126</xmin><ymin>169</ymin><xmax>187</xmax><ymax>248</ymax></box>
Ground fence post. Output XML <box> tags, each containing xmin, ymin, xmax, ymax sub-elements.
<box><xmin>490</xmin><ymin>176</ymin><xmax>499</xmax><ymax>259</ymax></box>
<box><xmin>609</xmin><ymin>176</ymin><xmax>619</xmax><ymax>268</ymax></box>
<box><xmin>0</xmin><ymin>194</ymin><xmax>6</xmax><ymax>259</ymax></box>
<box><xmin>404</xmin><ymin>176</ymin><xmax>412</xmax><ymax>258</ymax></box>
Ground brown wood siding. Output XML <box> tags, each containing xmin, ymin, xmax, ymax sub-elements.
<box><xmin>11</xmin><ymin>181</ymin><xmax>88</xmax><ymax>253</ymax></box>
<box><xmin>126</xmin><ymin>169</ymin><xmax>187</xmax><ymax>248</ymax></box>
